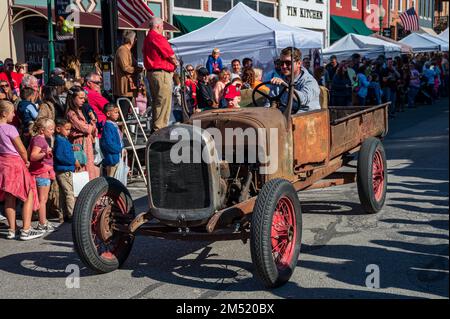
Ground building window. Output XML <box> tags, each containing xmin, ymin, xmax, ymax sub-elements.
<box><xmin>174</xmin><ymin>0</ymin><xmax>201</xmax><ymax>10</ymax></box>
<box><xmin>316</xmin><ymin>0</ymin><xmax>324</xmax><ymax>3</ymax></box>
<box><xmin>235</xmin><ymin>0</ymin><xmax>257</xmax><ymax>10</ymax></box>
<box><xmin>352</xmin><ymin>0</ymin><xmax>358</xmax><ymax>10</ymax></box>
<box><xmin>336</xmin><ymin>0</ymin><xmax>342</xmax><ymax>7</ymax></box>
<box><xmin>147</xmin><ymin>1</ymin><xmax>162</xmax><ymax>18</ymax></box>
<box><xmin>411</xmin><ymin>0</ymin><xmax>416</xmax><ymax>9</ymax></box>
<box><xmin>212</xmin><ymin>0</ymin><xmax>232</xmax><ymax>12</ymax></box>
<box><xmin>259</xmin><ymin>1</ymin><xmax>275</xmax><ymax>17</ymax></box>
<box><xmin>398</xmin><ymin>0</ymin><xmax>403</xmax><ymax>11</ymax></box>
<box><xmin>366</xmin><ymin>0</ymin><xmax>371</xmax><ymax>12</ymax></box>
<box><xmin>390</xmin><ymin>0</ymin><xmax>394</xmax><ymax>11</ymax></box>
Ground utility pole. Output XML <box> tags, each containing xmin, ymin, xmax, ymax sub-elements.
<box><xmin>47</xmin><ymin>0</ymin><xmax>56</xmax><ymax>74</ymax></box>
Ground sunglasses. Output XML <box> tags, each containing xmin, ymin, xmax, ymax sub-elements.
<box><xmin>0</xmin><ymin>84</ymin><xmax>9</xmax><ymax>88</ymax></box>
<box><xmin>90</xmin><ymin>81</ymin><xmax>102</xmax><ymax>85</ymax></box>
<box><xmin>280</xmin><ymin>60</ymin><xmax>298</xmax><ymax>66</ymax></box>
<box><xmin>187</xmin><ymin>69</ymin><xmax>194</xmax><ymax>72</ymax></box>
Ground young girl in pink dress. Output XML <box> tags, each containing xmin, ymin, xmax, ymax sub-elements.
<box><xmin>65</xmin><ymin>86</ymin><xmax>99</xmax><ymax>180</ymax></box>
<box><xmin>0</xmin><ymin>100</ymin><xmax>42</xmax><ymax>240</ymax></box>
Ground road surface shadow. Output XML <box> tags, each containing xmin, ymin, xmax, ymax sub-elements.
<box><xmin>299</xmin><ymin>241</ymin><xmax>449</xmax><ymax>298</ymax></box>
<box><xmin>300</xmin><ymin>201</ymin><xmax>366</xmax><ymax>216</ymax></box>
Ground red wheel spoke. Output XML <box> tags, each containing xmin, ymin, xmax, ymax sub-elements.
<box><xmin>90</xmin><ymin>194</ymin><xmax>130</xmax><ymax>260</ymax></box>
<box><xmin>271</xmin><ymin>196</ymin><xmax>297</xmax><ymax>271</ymax></box>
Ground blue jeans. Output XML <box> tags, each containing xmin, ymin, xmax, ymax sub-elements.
<box><xmin>382</xmin><ymin>87</ymin><xmax>397</xmax><ymax>114</ymax></box>
<box><xmin>408</xmin><ymin>86</ymin><xmax>419</xmax><ymax>108</ymax></box>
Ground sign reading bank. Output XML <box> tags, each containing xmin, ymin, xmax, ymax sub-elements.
<box><xmin>279</xmin><ymin>0</ymin><xmax>327</xmax><ymax>32</ymax></box>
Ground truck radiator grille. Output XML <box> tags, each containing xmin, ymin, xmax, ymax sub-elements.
<box><xmin>148</xmin><ymin>142</ymin><xmax>210</xmax><ymax>209</ymax></box>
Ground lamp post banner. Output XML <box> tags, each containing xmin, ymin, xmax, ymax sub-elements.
<box><xmin>55</xmin><ymin>0</ymin><xmax>76</xmax><ymax>40</ymax></box>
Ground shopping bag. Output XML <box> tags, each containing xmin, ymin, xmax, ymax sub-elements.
<box><xmin>114</xmin><ymin>153</ymin><xmax>129</xmax><ymax>186</ymax></box>
<box><xmin>73</xmin><ymin>171</ymin><xmax>90</xmax><ymax>197</ymax></box>
<box><xmin>93</xmin><ymin>137</ymin><xmax>104</xmax><ymax>166</ymax></box>
<box><xmin>73</xmin><ymin>143</ymin><xmax>87</xmax><ymax>166</ymax></box>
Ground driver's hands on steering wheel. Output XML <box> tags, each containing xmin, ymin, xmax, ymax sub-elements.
<box><xmin>270</xmin><ymin>77</ymin><xmax>288</xmax><ymax>87</ymax></box>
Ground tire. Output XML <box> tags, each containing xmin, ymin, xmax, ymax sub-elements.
<box><xmin>250</xmin><ymin>179</ymin><xmax>302</xmax><ymax>288</ymax></box>
<box><xmin>72</xmin><ymin>177</ymin><xmax>135</xmax><ymax>273</ymax></box>
<box><xmin>357</xmin><ymin>137</ymin><xmax>388</xmax><ymax>214</ymax></box>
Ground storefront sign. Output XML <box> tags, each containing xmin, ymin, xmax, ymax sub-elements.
<box><xmin>287</xmin><ymin>6</ymin><xmax>323</xmax><ymax>20</ymax></box>
<box><xmin>279</xmin><ymin>0</ymin><xmax>327</xmax><ymax>31</ymax></box>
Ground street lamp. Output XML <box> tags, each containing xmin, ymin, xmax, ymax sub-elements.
<box><xmin>378</xmin><ymin>0</ymin><xmax>386</xmax><ymax>35</ymax></box>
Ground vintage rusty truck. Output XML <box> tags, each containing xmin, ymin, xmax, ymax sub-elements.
<box><xmin>72</xmin><ymin>81</ymin><xmax>388</xmax><ymax>288</ymax></box>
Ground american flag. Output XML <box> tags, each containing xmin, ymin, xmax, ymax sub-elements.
<box><xmin>399</xmin><ymin>7</ymin><xmax>419</xmax><ymax>31</ymax></box>
<box><xmin>117</xmin><ymin>0</ymin><xmax>154</xmax><ymax>28</ymax></box>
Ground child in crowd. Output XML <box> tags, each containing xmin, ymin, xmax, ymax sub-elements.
<box><xmin>136</xmin><ymin>80</ymin><xmax>148</xmax><ymax>116</ymax></box>
<box><xmin>66</xmin><ymin>86</ymin><xmax>99</xmax><ymax>180</ymax></box>
<box><xmin>54</xmin><ymin>119</ymin><xmax>79</xmax><ymax>222</ymax></box>
<box><xmin>0</xmin><ymin>100</ymin><xmax>42</xmax><ymax>240</ymax></box>
<box><xmin>100</xmin><ymin>104</ymin><xmax>125</xmax><ymax>177</ymax></box>
<box><xmin>17</xmin><ymin>86</ymin><xmax>39</xmax><ymax>145</ymax></box>
<box><xmin>28</xmin><ymin>118</ymin><xmax>56</xmax><ymax>232</ymax></box>
<box><xmin>223</xmin><ymin>84</ymin><xmax>242</xmax><ymax>109</ymax></box>
<box><xmin>172</xmin><ymin>73</ymin><xmax>183</xmax><ymax>123</ymax></box>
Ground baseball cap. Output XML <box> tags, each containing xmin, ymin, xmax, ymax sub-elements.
<box><xmin>197</xmin><ymin>67</ymin><xmax>209</xmax><ymax>77</ymax></box>
<box><xmin>224</xmin><ymin>84</ymin><xmax>241</xmax><ymax>100</ymax></box>
<box><xmin>51</xmin><ymin>67</ymin><xmax>65</xmax><ymax>76</ymax></box>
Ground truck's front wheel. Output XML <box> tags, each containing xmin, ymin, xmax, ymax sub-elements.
<box><xmin>72</xmin><ymin>177</ymin><xmax>135</xmax><ymax>273</ymax></box>
<box><xmin>250</xmin><ymin>179</ymin><xmax>302</xmax><ymax>288</ymax></box>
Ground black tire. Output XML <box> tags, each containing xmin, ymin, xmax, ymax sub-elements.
<box><xmin>250</xmin><ymin>178</ymin><xmax>302</xmax><ymax>288</ymax></box>
<box><xmin>357</xmin><ymin>137</ymin><xmax>388</xmax><ymax>214</ymax></box>
<box><xmin>72</xmin><ymin>177</ymin><xmax>135</xmax><ymax>273</ymax></box>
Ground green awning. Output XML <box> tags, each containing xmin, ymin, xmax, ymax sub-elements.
<box><xmin>330</xmin><ymin>15</ymin><xmax>373</xmax><ymax>43</ymax></box>
<box><xmin>173</xmin><ymin>15</ymin><xmax>216</xmax><ymax>36</ymax></box>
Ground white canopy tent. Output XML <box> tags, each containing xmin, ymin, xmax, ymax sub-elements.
<box><xmin>170</xmin><ymin>3</ymin><xmax>323</xmax><ymax>70</ymax></box>
<box><xmin>417</xmin><ymin>33</ymin><xmax>449</xmax><ymax>51</ymax></box>
<box><xmin>438</xmin><ymin>28</ymin><xmax>449</xmax><ymax>42</ymax></box>
<box><xmin>399</xmin><ymin>33</ymin><xmax>442</xmax><ymax>52</ymax></box>
<box><xmin>322</xmin><ymin>33</ymin><xmax>402</xmax><ymax>62</ymax></box>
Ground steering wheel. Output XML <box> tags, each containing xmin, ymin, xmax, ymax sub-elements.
<box><xmin>252</xmin><ymin>81</ymin><xmax>301</xmax><ymax>113</ymax></box>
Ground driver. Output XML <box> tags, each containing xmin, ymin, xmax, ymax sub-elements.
<box><xmin>270</xmin><ymin>47</ymin><xmax>321</xmax><ymax>113</ymax></box>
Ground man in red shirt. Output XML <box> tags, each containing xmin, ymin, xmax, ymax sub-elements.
<box><xmin>143</xmin><ymin>17</ymin><xmax>178</xmax><ymax>131</ymax></box>
<box><xmin>84</xmin><ymin>72</ymin><xmax>109</xmax><ymax>134</ymax></box>
<box><xmin>0</xmin><ymin>58</ymin><xmax>23</xmax><ymax>95</ymax></box>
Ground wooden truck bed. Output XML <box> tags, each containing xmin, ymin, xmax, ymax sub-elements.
<box><xmin>291</xmin><ymin>103</ymin><xmax>389</xmax><ymax>173</ymax></box>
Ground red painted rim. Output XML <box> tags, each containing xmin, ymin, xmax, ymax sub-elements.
<box><xmin>271</xmin><ymin>196</ymin><xmax>297</xmax><ymax>270</ymax></box>
<box><xmin>91</xmin><ymin>193</ymin><xmax>129</xmax><ymax>260</ymax></box>
<box><xmin>372</xmin><ymin>149</ymin><xmax>385</xmax><ymax>202</ymax></box>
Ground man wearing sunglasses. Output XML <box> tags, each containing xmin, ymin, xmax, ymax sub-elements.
<box><xmin>84</xmin><ymin>72</ymin><xmax>108</xmax><ymax>134</ymax></box>
<box><xmin>0</xmin><ymin>58</ymin><xmax>23</xmax><ymax>95</ymax></box>
<box><xmin>270</xmin><ymin>47</ymin><xmax>321</xmax><ymax>114</ymax></box>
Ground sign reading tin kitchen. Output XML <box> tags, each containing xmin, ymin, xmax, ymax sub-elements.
<box><xmin>287</xmin><ymin>6</ymin><xmax>323</xmax><ymax>20</ymax></box>
<box><xmin>279</xmin><ymin>0</ymin><xmax>327</xmax><ymax>31</ymax></box>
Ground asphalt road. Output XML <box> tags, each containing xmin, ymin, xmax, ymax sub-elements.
<box><xmin>0</xmin><ymin>99</ymin><xmax>448</xmax><ymax>299</ymax></box>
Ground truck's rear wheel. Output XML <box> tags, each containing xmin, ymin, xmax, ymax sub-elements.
<box><xmin>72</xmin><ymin>177</ymin><xmax>135</xmax><ymax>273</ymax></box>
<box><xmin>357</xmin><ymin>137</ymin><xmax>387</xmax><ymax>213</ymax></box>
<box><xmin>250</xmin><ymin>179</ymin><xmax>302</xmax><ymax>288</ymax></box>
